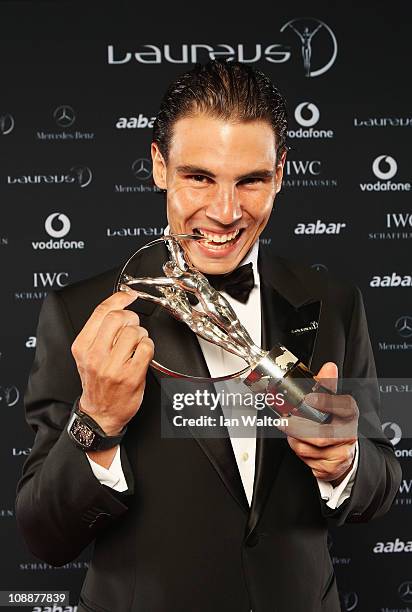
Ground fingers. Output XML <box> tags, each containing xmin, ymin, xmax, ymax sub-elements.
<box><xmin>72</xmin><ymin>290</ymin><xmax>138</xmax><ymax>355</ymax></box>
<box><xmin>111</xmin><ymin>324</ymin><xmax>149</xmax><ymax>366</ymax></box>
<box><xmin>287</xmin><ymin>436</ymin><xmax>356</xmax><ymax>456</ymax></box>
<box><xmin>288</xmin><ymin>436</ymin><xmax>357</xmax><ymax>480</ymax></box>
<box><xmin>314</xmin><ymin>362</ymin><xmax>338</xmax><ymax>393</ymax></box>
<box><xmin>130</xmin><ymin>336</ymin><xmax>155</xmax><ymax>375</ymax></box>
<box><xmin>90</xmin><ymin>308</ymin><xmax>141</xmax><ymax>355</ymax></box>
<box><xmin>304</xmin><ymin>392</ymin><xmax>359</xmax><ymax>421</ymax></box>
<box><xmin>278</xmin><ymin>413</ymin><xmax>358</xmax><ymax>442</ymax></box>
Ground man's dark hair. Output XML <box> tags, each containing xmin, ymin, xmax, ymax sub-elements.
<box><xmin>153</xmin><ymin>60</ymin><xmax>288</xmax><ymax>164</ymax></box>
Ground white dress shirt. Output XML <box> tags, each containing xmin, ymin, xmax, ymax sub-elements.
<box><xmin>87</xmin><ymin>239</ymin><xmax>358</xmax><ymax>508</ymax></box>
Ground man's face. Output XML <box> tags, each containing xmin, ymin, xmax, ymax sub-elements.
<box><xmin>152</xmin><ymin>114</ymin><xmax>286</xmax><ymax>274</ymax></box>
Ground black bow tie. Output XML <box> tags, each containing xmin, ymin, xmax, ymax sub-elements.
<box><xmin>205</xmin><ymin>262</ymin><xmax>255</xmax><ymax>304</ymax></box>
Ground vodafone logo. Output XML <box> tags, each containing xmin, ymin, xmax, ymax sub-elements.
<box><xmin>45</xmin><ymin>213</ymin><xmax>71</xmax><ymax>238</ymax></box>
<box><xmin>289</xmin><ymin>102</ymin><xmax>333</xmax><ymax>139</ymax></box>
<box><xmin>360</xmin><ymin>154</ymin><xmax>410</xmax><ymax>192</ymax></box>
<box><xmin>372</xmin><ymin>155</ymin><xmax>398</xmax><ymax>180</ymax></box>
<box><xmin>294</xmin><ymin>102</ymin><xmax>320</xmax><ymax>127</ymax></box>
<box><xmin>382</xmin><ymin>421</ymin><xmax>402</xmax><ymax>446</ymax></box>
<box><xmin>32</xmin><ymin>213</ymin><xmax>84</xmax><ymax>250</ymax></box>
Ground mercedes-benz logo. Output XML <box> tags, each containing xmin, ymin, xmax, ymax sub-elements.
<box><xmin>280</xmin><ymin>18</ymin><xmax>338</xmax><ymax>78</ymax></box>
<box><xmin>0</xmin><ymin>113</ymin><xmax>15</xmax><ymax>135</ymax></box>
<box><xmin>382</xmin><ymin>422</ymin><xmax>402</xmax><ymax>446</ymax></box>
<box><xmin>398</xmin><ymin>581</ymin><xmax>412</xmax><ymax>603</ymax></box>
<box><xmin>0</xmin><ymin>386</ymin><xmax>20</xmax><ymax>407</ymax></box>
<box><xmin>372</xmin><ymin>155</ymin><xmax>397</xmax><ymax>180</ymax></box>
<box><xmin>53</xmin><ymin>105</ymin><xmax>76</xmax><ymax>128</ymax></box>
<box><xmin>132</xmin><ymin>158</ymin><xmax>153</xmax><ymax>181</ymax></box>
<box><xmin>395</xmin><ymin>315</ymin><xmax>412</xmax><ymax>338</ymax></box>
<box><xmin>341</xmin><ymin>592</ymin><xmax>358</xmax><ymax>611</ymax></box>
<box><xmin>311</xmin><ymin>263</ymin><xmax>329</xmax><ymax>273</ymax></box>
<box><xmin>70</xmin><ymin>166</ymin><xmax>93</xmax><ymax>188</ymax></box>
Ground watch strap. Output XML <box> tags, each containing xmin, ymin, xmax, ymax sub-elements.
<box><xmin>67</xmin><ymin>401</ymin><xmax>127</xmax><ymax>451</ymax></box>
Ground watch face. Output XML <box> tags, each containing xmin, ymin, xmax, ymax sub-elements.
<box><xmin>71</xmin><ymin>418</ymin><xmax>96</xmax><ymax>448</ymax></box>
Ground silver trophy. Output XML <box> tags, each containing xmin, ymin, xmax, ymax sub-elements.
<box><xmin>116</xmin><ymin>234</ymin><xmax>332</xmax><ymax>424</ymax></box>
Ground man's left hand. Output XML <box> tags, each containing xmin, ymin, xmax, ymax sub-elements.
<box><xmin>284</xmin><ymin>362</ymin><xmax>359</xmax><ymax>486</ymax></box>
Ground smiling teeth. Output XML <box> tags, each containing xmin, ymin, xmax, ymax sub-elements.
<box><xmin>197</xmin><ymin>229</ymin><xmax>240</xmax><ymax>243</ymax></box>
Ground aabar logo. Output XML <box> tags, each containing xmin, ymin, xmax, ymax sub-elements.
<box><xmin>370</xmin><ymin>273</ymin><xmax>412</xmax><ymax>287</ymax></box>
<box><xmin>116</xmin><ymin>114</ymin><xmax>156</xmax><ymax>129</ymax></box>
<box><xmin>294</xmin><ymin>220</ymin><xmax>346</xmax><ymax>235</ymax></box>
<box><xmin>373</xmin><ymin>538</ymin><xmax>412</xmax><ymax>553</ymax></box>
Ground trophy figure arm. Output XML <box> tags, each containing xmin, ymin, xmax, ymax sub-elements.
<box><xmin>189</xmin><ymin>311</ymin><xmax>250</xmax><ymax>361</ymax></box>
<box><xmin>165</xmin><ymin>237</ymin><xmax>189</xmax><ymax>271</ymax></box>
<box><xmin>125</xmin><ymin>276</ymin><xmax>176</xmax><ymax>288</ymax></box>
<box><xmin>127</xmin><ymin>289</ymin><xmax>169</xmax><ymax>310</ymax></box>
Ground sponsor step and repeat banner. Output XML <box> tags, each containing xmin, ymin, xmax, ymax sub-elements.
<box><xmin>0</xmin><ymin>4</ymin><xmax>411</xmax><ymax>611</ymax></box>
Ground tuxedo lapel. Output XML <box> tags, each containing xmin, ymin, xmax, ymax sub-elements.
<box><xmin>130</xmin><ymin>243</ymin><xmax>249</xmax><ymax>514</ymax></box>
<box><xmin>247</xmin><ymin>250</ymin><xmax>324</xmax><ymax>537</ymax></box>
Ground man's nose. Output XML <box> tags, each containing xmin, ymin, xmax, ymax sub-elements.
<box><xmin>205</xmin><ymin>186</ymin><xmax>242</xmax><ymax>225</ymax></box>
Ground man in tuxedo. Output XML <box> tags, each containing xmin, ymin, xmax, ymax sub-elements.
<box><xmin>16</xmin><ymin>61</ymin><xmax>401</xmax><ymax>612</ymax></box>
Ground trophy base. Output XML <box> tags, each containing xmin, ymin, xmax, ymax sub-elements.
<box><xmin>244</xmin><ymin>347</ymin><xmax>332</xmax><ymax>424</ymax></box>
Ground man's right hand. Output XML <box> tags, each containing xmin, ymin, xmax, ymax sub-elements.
<box><xmin>71</xmin><ymin>288</ymin><xmax>154</xmax><ymax>438</ymax></box>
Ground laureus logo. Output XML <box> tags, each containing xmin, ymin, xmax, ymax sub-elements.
<box><xmin>0</xmin><ymin>113</ymin><xmax>15</xmax><ymax>135</ymax></box>
<box><xmin>108</xmin><ymin>18</ymin><xmax>337</xmax><ymax>77</ymax></box>
<box><xmin>0</xmin><ymin>386</ymin><xmax>20</xmax><ymax>407</ymax></box>
<box><xmin>280</xmin><ymin>18</ymin><xmax>338</xmax><ymax>77</ymax></box>
<box><xmin>70</xmin><ymin>166</ymin><xmax>93</xmax><ymax>188</ymax></box>
<box><xmin>341</xmin><ymin>592</ymin><xmax>358</xmax><ymax>611</ymax></box>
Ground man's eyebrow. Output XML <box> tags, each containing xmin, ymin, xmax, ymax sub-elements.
<box><xmin>235</xmin><ymin>169</ymin><xmax>275</xmax><ymax>181</ymax></box>
<box><xmin>176</xmin><ymin>166</ymin><xmax>275</xmax><ymax>180</ymax></box>
<box><xmin>176</xmin><ymin>165</ymin><xmax>217</xmax><ymax>178</ymax></box>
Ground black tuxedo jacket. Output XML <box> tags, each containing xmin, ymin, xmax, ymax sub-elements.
<box><xmin>16</xmin><ymin>247</ymin><xmax>401</xmax><ymax>612</ymax></box>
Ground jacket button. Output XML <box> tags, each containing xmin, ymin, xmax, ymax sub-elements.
<box><xmin>247</xmin><ymin>534</ymin><xmax>260</xmax><ymax>547</ymax></box>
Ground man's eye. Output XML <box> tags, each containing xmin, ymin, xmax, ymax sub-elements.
<box><xmin>190</xmin><ymin>175</ymin><xmax>209</xmax><ymax>183</ymax></box>
<box><xmin>239</xmin><ymin>177</ymin><xmax>263</xmax><ymax>185</ymax></box>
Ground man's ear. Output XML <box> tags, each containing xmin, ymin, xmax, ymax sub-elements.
<box><xmin>151</xmin><ymin>142</ymin><xmax>167</xmax><ymax>190</ymax></box>
<box><xmin>275</xmin><ymin>148</ymin><xmax>287</xmax><ymax>194</ymax></box>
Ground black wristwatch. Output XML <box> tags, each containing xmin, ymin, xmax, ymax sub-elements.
<box><xmin>67</xmin><ymin>401</ymin><xmax>127</xmax><ymax>451</ymax></box>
